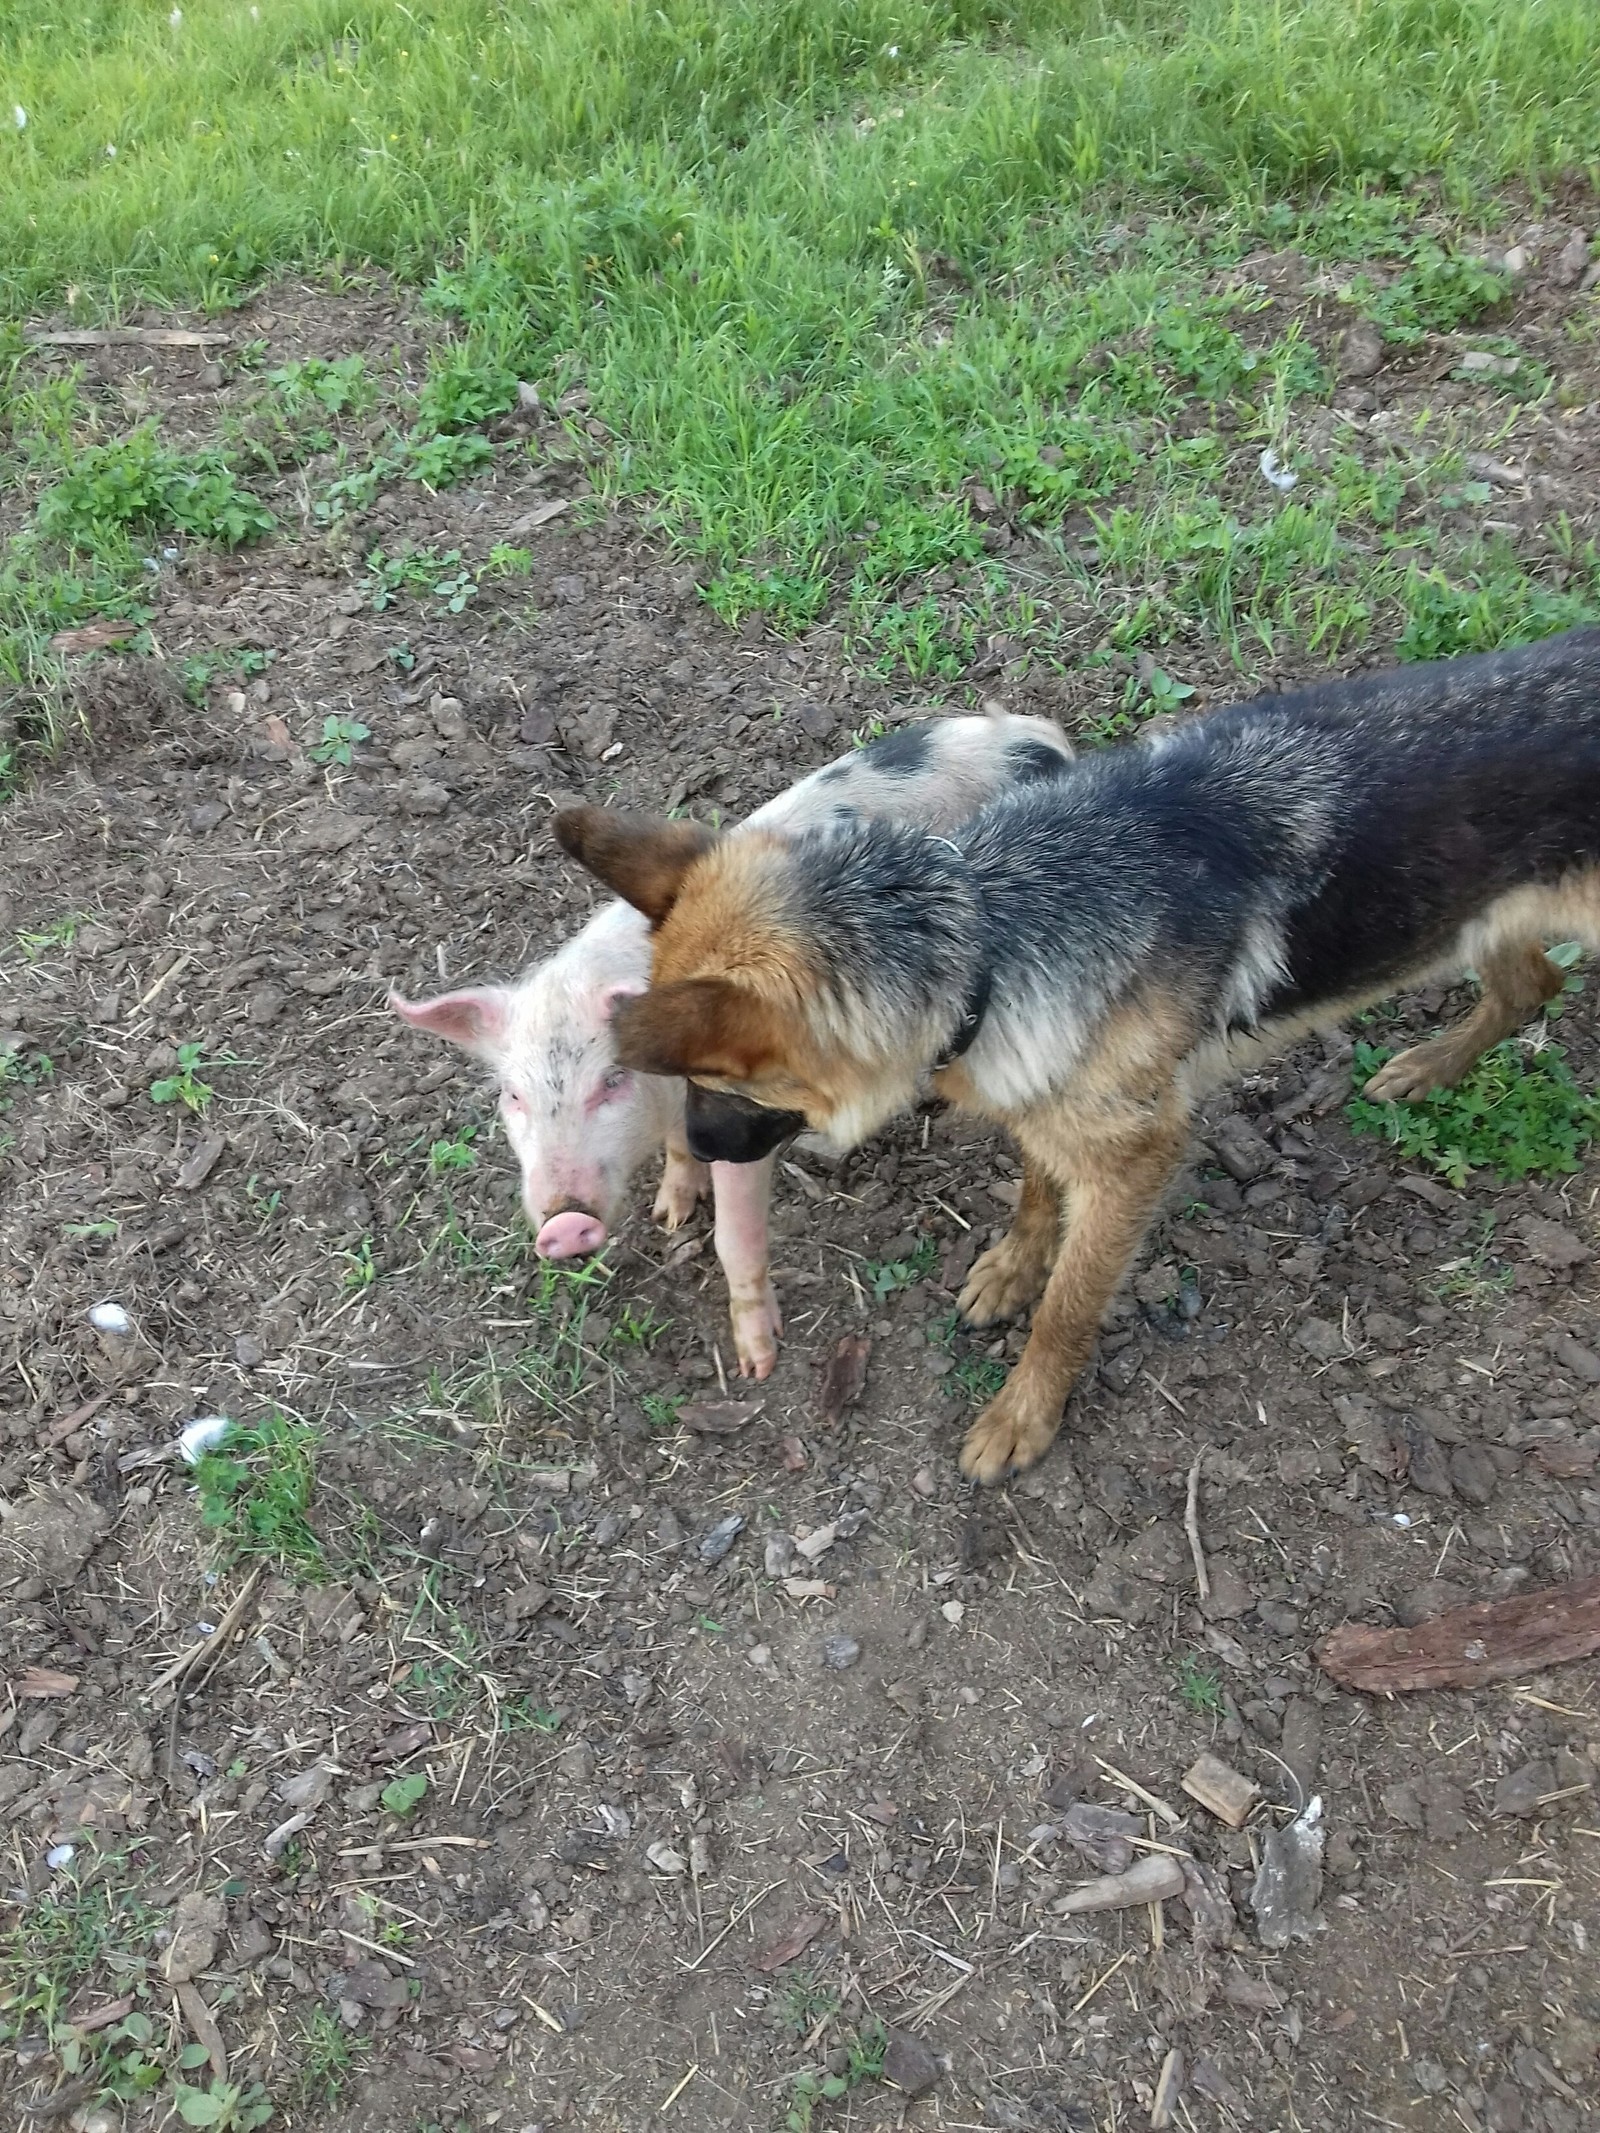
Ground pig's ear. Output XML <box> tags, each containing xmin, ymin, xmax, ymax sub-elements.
<box><xmin>553</xmin><ymin>806</ymin><xmax>716</xmax><ymax>925</ymax></box>
<box><xmin>389</xmin><ymin>985</ymin><xmax>510</xmax><ymax>1059</ymax></box>
<box><xmin>610</xmin><ymin>979</ymin><xmax>774</xmax><ymax>1080</ymax></box>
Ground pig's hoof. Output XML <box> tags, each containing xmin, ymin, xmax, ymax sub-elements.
<box><xmin>653</xmin><ymin>1152</ymin><xmax>711</xmax><ymax>1231</ymax></box>
<box><xmin>732</xmin><ymin>1284</ymin><xmax>783</xmax><ymax>1381</ymax></box>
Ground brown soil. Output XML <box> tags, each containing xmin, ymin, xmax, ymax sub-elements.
<box><xmin>2</xmin><ymin>262</ymin><xmax>1599</xmax><ymax>2133</ymax></box>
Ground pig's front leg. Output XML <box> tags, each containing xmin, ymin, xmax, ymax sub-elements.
<box><xmin>711</xmin><ymin>1155</ymin><xmax>782</xmax><ymax>1380</ymax></box>
<box><xmin>652</xmin><ymin>1141</ymin><xmax>711</xmax><ymax>1231</ymax></box>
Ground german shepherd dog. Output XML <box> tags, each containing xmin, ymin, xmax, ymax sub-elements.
<box><xmin>555</xmin><ymin>631</ymin><xmax>1600</xmax><ymax>1485</ymax></box>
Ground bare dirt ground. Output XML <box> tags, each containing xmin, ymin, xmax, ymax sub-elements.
<box><xmin>2</xmin><ymin>253</ymin><xmax>1599</xmax><ymax>2133</ymax></box>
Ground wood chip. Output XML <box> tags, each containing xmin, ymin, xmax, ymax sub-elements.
<box><xmin>27</xmin><ymin>327</ymin><xmax>231</xmax><ymax>348</ymax></box>
<box><xmin>754</xmin><ymin>1908</ymin><xmax>827</xmax><ymax>1972</ymax></box>
<box><xmin>1317</xmin><ymin>1571</ymin><xmax>1600</xmax><ymax>1692</ymax></box>
<box><xmin>679</xmin><ymin>1399</ymin><xmax>763</xmax><ymax>1434</ymax></box>
<box><xmin>176</xmin><ymin>1132</ymin><xmax>227</xmax><ymax>1191</ymax></box>
<box><xmin>817</xmin><ymin>1333</ymin><xmax>871</xmax><ymax>1424</ymax></box>
<box><xmin>175</xmin><ymin>1980</ymin><xmax>228</xmax><ymax>2082</ymax></box>
<box><xmin>18</xmin><ymin>1667</ymin><xmax>80</xmax><ymax>1699</ymax></box>
<box><xmin>65</xmin><ymin>1994</ymin><xmax>135</xmax><ymax>2034</ymax></box>
<box><xmin>1150</xmin><ymin>2046</ymin><xmax>1184</xmax><ymax>2129</ymax></box>
<box><xmin>48</xmin><ymin>617</ymin><xmax>139</xmax><ymax>656</ymax></box>
<box><xmin>507</xmin><ymin>497</ymin><xmax>571</xmax><ymax>536</ymax></box>
<box><xmin>1054</xmin><ymin>1853</ymin><xmax>1185</xmax><ymax>1915</ymax></box>
<box><xmin>38</xmin><ymin>1389</ymin><xmax>115</xmax><ymax>1447</ymax></box>
<box><xmin>1181</xmin><ymin>1752</ymin><xmax>1258</xmax><ymax>1829</ymax></box>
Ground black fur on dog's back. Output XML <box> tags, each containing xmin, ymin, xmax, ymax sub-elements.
<box><xmin>949</xmin><ymin>629</ymin><xmax>1600</xmax><ymax>1050</ymax></box>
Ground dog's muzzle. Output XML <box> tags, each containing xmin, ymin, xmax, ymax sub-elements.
<box><xmin>685</xmin><ymin>1083</ymin><xmax>807</xmax><ymax>1164</ymax></box>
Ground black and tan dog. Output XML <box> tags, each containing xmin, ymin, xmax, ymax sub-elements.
<box><xmin>556</xmin><ymin>630</ymin><xmax>1600</xmax><ymax>1484</ymax></box>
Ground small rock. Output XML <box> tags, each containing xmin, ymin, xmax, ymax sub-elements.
<box><xmin>1514</xmin><ymin>1215</ymin><xmax>1591</xmax><ymax>1269</ymax></box>
<box><xmin>1485</xmin><ymin>2084</ymin><xmax>1525</xmax><ymax>2133</ymax></box>
<box><xmin>1294</xmin><ymin>1317</ymin><xmax>1349</xmax><ymax>1363</ymax></box>
<box><xmin>187</xmin><ymin>801</ymin><xmax>227</xmax><ymax>834</ymax></box>
<box><xmin>1211</xmin><ymin>1116</ymin><xmax>1273</xmax><ymax>1182</ymax></box>
<box><xmin>335</xmin><ymin>1959</ymin><xmax>410</xmax><ymax>2009</ymax></box>
<box><xmin>233</xmin><ymin>1333</ymin><xmax>265</xmax><ymax>1369</ymax></box>
<box><xmin>245</xmin><ymin>983</ymin><xmax>285</xmax><ymax>1026</ymax></box>
<box><xmin>1553</xmin><ymin>228</ymin><xmax>1591</xmax><ymax>288</ymax></box>
<box><xmin>1255</xmin><ymin>1599</ymin><xmax>1301</xmax><ymax>1637</ymax></box>
<box><xmin>1501</xmin><ymin>244</ymin><xmax>1530</xmax><ymax>276</ymax></box>
<box><xmin>1336</xmin><ymin>321</ymin><xmax>1385</xmax><ymax>379</ymax></box>
<box><xmin>1201</xmin><ymin>1557</ymin><xmax>1253</xmax><ymax>1621</ymax></box>
<box><xmin>1250</xmin><ymin>1799</ymin><xmax>1324</xmax><ymax>1947</ymax></box>
<box><xmin>1449</xmin><ymin>1443</ymin><xmax>1499</xmax><ymax>1505</ymax></box>
<box><xmin>1381</xmin><ymin>1781</ymin><xmax>1424</xmax><ymax>1831</ymax></box>
<box><xmin>881</xmin><ymin>2027</ymin><xmax>940</xmax><ymax>2100</ymax></box>
<box><xmin>1547</xmin><ymin>1330</ymin><xmax>1600</xmax><ymax>1382</ymax></box>
<box><xmin>1082</xmin><ymin>1556</ymin><xmax>1162</xmax><ymax>1624</ymax></box>
<box><xmin>1494</xmin><ymin>1759</ymin><xmax>1555</xmax><ymax>1818</ymax></box>
<box><xmin>697</xmin><ymin>1513</ymin><xmax>744</xmax><ymax>1566</ymax></box>
<box><xmin>1403</xmin><ymin>1420</ymin><xmax>1454</xmax><ymax>1498</ymax></box>
<box><xmin>819</xmin><ymin>1635</ymin><xmax>861</xmax><ymax>1672</ymax></box>
<box><xmin>164</xmin><ymin>1891</ymin><xmax>226</xmax><ymax>1983</ymax></box>
<box><xmin>1057</xmin><ymin>1801</ymin><xmax>1139</xmax><ymax>1873</ymax></box>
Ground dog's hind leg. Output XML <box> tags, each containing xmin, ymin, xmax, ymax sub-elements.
<box><xmin>959</xmin><ymin>1103</ymin><xmax>1189</xmax><ymax>1485</ymax></box>
<box><xmin>1363</xmin><ymin>941</ymin><xmax>1565</xmax><ymax>1103</ymax></box>
<box><xmin>959</xmin><ymin>1157</ymin><xmax>1062</xmax><ymax>1326</ymax></box>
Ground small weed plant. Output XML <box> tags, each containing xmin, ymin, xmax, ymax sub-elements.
<box><xmin>1349</xmin><ymin>1036</ymin><xmax>1600</xmax><ymax>1187</ymax></box>
<box><xmin>309</xmin><ymin>714</ymin><xmax>370</xmax><ymax>766</ymax></box>
<box><xmin>149</xmin><ymin>1040</ymin><xmax>224</xmax><ymax>1114</ymax></box>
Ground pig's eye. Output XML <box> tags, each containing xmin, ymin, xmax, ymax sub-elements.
<box><xmin>503</xmin><ymin>1089</ymin><xmax>528</xmax><ymax>1115</ymax></box>
<box><xmin>599</xmin><ymin>1069</ymin><xmax>631</xmax><ymax>1098</ymax></box>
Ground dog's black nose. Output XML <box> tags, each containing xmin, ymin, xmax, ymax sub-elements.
<box><xmin>685</xmin><ymin>1083</ymin><xmax>806</xmax><ymax>1164</ymax></box>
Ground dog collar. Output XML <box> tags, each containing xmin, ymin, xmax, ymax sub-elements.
<box><xmin>934</xmin><ymin>964</ymin><xmax>992</xmax><ymax>1069</ymax></box>
<box><xmin>927</xmin><ymin>836</ymin><xmax>992</xmax><ymax>1069</ymax></box>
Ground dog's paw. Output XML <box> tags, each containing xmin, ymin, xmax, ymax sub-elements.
<box><xmin>959</xmin><ymin>1240</ymin><xmax>1049</xmax><ymax>1326</ymax></box>
<box><xmin>652</xmin><ymin>1151</ymin><xmax>711</xmax><ymax>1231</ymax></box>
<box><xmin>731</xmin><ymin>1283</ymin><xmax>783</xmax><ymax>1381</ymax></box>
<box><xmin>1363</xmin><ymin>1041</ymin><xmax>1462</xmax><ymax>1105</ymax></box>
<box><xmin>959</xmin><ymin>1379</ymin><xmax>1062</xmax><ymax>1486</ymax></box>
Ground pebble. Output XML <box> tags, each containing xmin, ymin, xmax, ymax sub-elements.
<box><xmin>819</xmin><ymin>1634</ymin><xmax>861</xmax><ymax>1671</ymax></box>
<box><xmin>1336</xmin><ymin>320</ymin><xmax>1385</xmax><ymax>379</ymax></box>
<box><xmin>1494</xmin><ymin>1759</ymin><xmax>1555</xmax><ymax>1818</ymax></box>
<box><xmin>882</xmin><ymin>2028</ymin><xmax>941</xmax><ymax>2099</ymax></box>
<box><xmin>697</xmin><ymin>1513</ymin><xmax>744</xmax><ymax>1565</ymax></box>
<box><xmin>1448</xmin><ymin>1443</ymin><xmax>1499</xmax><ymax>1504</ymax></box>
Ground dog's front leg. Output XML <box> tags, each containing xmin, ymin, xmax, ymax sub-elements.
<box><xmin>959</xmin><ymin>1109</ymin><xmax>1188</xmax><ymax>1485</ymax></box>
<box><xmin>959</xmin><ymin>1155</ymin><xmax>1063</xmax><ymax>1324</ymax></box>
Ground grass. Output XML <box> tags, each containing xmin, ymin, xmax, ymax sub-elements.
<box><xmin>1</xmin><ymin>0</ymin><xmax>1598</xmax><ymax>770</ymax></box>
<box><xmin>784</xmin><ymin>2018</ymin><xmax>888</xmax><ymax>2132</ymax></box>
<box><xmin>0</xmin><ymin>1845</ymin><xmax>170</xmax><ymax>2111</ymax></box>
<box><xmin>1178</xmin><ymin>1655</ymin><xmax>1226</xmax><ymax>1715</ymax></box>
<box><xmin>1349</xmin><ymin>1034</ymin><xmax>1600</xmax><ymax>1187</ymax></box>
<box><xmin>190</xmin><ymin>1413</ymin><xmax>327</xmax><ymax>1577</ymax></box>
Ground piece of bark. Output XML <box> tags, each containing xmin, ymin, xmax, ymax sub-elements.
<box><xmin>817</xmin><ymin>1333</ymin><xmax>871</xmax><ymax>1424</ymax></box>
<box><xmin>754</xmin><ymin>1909</ymin><xmax>827</xmax><ymax>1972</ymax></box>
<box><xmin>1054</xmin><ymin>1853</ymin><xmax>1185</xmax><ymax>1915</ymax></box>
<box><xmin>1181</xmin><ymin>1752</ymin><xmax>1258</xmax><ymax>1829</ymax></box>
<box><xmin>28</xmin><ymin>327</ymin><xmax>231</xmax><ymax>348</ymax></box>
<box><xmin>1317</xmin><ymin>1572</ymin><xmax>1600</xmax><ymax>1692</ymax></box>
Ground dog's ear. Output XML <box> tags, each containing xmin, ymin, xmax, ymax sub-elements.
<box><xmin>553</xmin><ymin>806</ymin><xmax>717</xmax><ymax>924</ymax></box>
<box><xmin>611</xmin><ymin>979</ymin><xmax>775</xmax><ymax>1081</ymax></box>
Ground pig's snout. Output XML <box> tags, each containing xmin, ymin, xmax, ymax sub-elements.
<box><xmin>535</xmin><ymin>1208</ymin><xmax>608</xmax><ymax>1259</ymax></box>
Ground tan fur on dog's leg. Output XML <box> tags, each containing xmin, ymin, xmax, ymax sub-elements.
<box><xmin>959</xmin><ymin>1111</ymin><xmax>1188</xmax><ymax>1485</ymax></box>
<box><xmin>959</xmin><ymin>1157</ymin><xmax>1063</xmax><ymax>1325</ymax></box>
<box><xmin>1364</xmin><ymin>941</ymin><xmax>1565</xmax><ymax>1103</ymax></box>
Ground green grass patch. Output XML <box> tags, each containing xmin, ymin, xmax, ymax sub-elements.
<box><xmin>1</xmin><ymin>0</ymin><xmax>1597</xmax><ymax>653</ymax></box>
<box><xmin>191</xmin><ymin>1414</ymin><xmax>327</xmax><ymax>1578</ymax></box>
<box><xmin>1349</xmin><ymin>1036</ymin><xmax>1600</xmax><ymax>1188</ymax></box>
